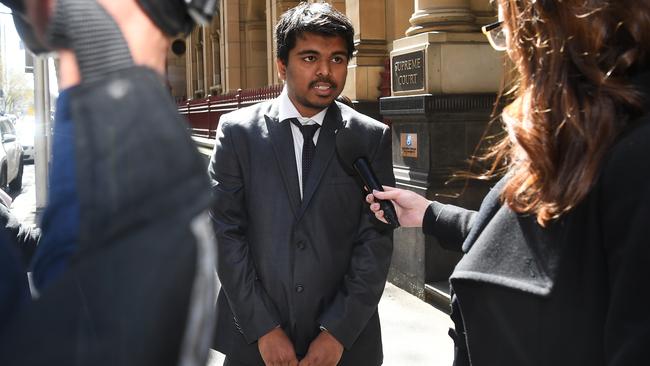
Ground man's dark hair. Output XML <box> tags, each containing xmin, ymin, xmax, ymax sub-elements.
<box><xmin>275</xmin><ymin>2</ymin><xmax>355</xmax><ymax>65</ymax></box>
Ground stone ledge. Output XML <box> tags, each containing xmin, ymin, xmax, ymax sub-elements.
<box><xmin>380</xmin><ymin>93</ymin><xmax>497</xmax><ymax>116</ymax></box>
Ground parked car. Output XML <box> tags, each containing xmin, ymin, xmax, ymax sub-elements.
<box><xmin>16</xmin><ymin>116</ymin><xmax>35</xmax><ymax>163</ymax></box>
<box><xmin>0</xmin><ymin>116</ymin><xmax>24</xmax><ymax>192</ymax></box>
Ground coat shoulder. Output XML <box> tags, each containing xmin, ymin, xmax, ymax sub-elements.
<box><xmin>336</xmin><ymin>102</ymin><xmax>388</xmax><ymax>134</ymax></box>
<box><xmin>600</xmin><ymin>113</ymin><xmax>650</xmax><ymax>193</ymax></box>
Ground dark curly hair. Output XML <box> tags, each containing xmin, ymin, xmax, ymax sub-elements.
<box><xmin>275</xmin><ymin>1</ymin><xmax>355</xmax><ymax>65</ymax></box>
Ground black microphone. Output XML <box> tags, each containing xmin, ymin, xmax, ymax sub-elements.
<box><xmin>335</xmin><ymin>126</ymin><xmax>400</xmax><ymax>228</ymax></box>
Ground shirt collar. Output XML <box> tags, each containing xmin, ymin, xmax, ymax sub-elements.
<box><xmin>278</xmin><ymin>86</ymin><xmax>328</xmax><ymax>126</ymax></box>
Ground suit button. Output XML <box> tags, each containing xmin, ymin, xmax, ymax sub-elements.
<box><xmin>295</xmin><ymin>284</ymin><xmax>304</xmax><ymax>293</ymax></box>
<box><xmin>296</xmin><ymin>241</ymin><xmax>306</xmax><ymax>250</ymax></box>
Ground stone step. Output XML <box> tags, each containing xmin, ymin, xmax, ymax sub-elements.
<box><xmin>424</xmin><ymin>281</ymin><xmax>451</xmax><ymax>314</ymax></box>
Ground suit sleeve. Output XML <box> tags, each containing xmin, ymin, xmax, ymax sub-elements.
<box><xmin>208</xmin><ymin>120</ymin><xmax>280</xmax><ymax>344</ymax></box>
<box><xmin>422</xmin><ymin>201</ymin><xmax>476</xmax><ymax>252</ymax></box>
<box><xmin>318</xmin><ymin>125</ymin><xmax>395</xmax><ymax>349</ymax></box>
<box><xmin>600</xmin><ymin>136</ymin><xmax>650</xmax><ymax>365</ymax></box>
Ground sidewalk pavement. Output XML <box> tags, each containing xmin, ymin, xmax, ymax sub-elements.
<box><xmin>379</xmin><ymin>283</ymin><xmax>454</xmax><ymax>366</ymax></box>
<box><xmin>12</xmin><ymin>164</ymin><xmax>455</xmax><ymax>366</ymax></box>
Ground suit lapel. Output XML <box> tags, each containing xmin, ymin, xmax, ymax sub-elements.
<box><xmin>298</xmin><ymin>104</ymin><xmax>345</xmax><ymax>219</ymax></box>
<box><xmin>264</xmin><ymin>103</ymin><xmax>301</xmax><ymax>218</ymax></box>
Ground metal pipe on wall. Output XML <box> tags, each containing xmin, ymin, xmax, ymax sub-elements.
<box><xmin>33</xmin><ymin>55</ymin><xmax>50</xmax><ymax>209</ymax></box>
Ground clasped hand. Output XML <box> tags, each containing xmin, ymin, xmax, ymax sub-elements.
<box><xmin>258</xmin><ymin>328</ymin><xmax>343</xmax><ymax>366</ymax></box>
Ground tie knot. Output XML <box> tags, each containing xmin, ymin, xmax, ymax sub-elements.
<box><xmin>292</xmin><ymin>119</ymin><xmax>320</xmax><ymax>139</ymax></box>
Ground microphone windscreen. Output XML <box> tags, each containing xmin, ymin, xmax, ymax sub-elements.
<box><xmin>335</xmin><ymin>126</ymin><xmax>370</xmax><ymax>174</ymax></box>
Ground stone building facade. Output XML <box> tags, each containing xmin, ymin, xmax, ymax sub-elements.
<box><xmin>168</xmin><ymin>0</ymin><xmax>502</xmax><ymax>104</ymax></box>
<box><xmin>170</xmin><ymin>0</ymin><xmax>507</xmax><ymax>305</ymax></box>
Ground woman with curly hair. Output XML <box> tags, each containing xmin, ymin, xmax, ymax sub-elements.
<box><xmin>368</xmin><ymin>0</ymin><xmax>650</xmax><ymax>364</ymax></box>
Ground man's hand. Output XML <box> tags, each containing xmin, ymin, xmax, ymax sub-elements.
<box><xmin>299</xmin><ymin>330</ymin><xmax>344</xmax><ymax>366</ymax></box>
<box><xmin>258</xmin><ymin>328</ymin><xmax>299</xmax><ymax>366</ymax></box>
<box><xmin>366</xmin><ymin>186</ymin><xmax>431</xmax><ymax>228</ymax></box>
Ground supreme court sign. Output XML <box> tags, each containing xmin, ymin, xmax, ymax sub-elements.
<box><xmin>392</xmin><ymin>50</ymin><xmax>425</xmax><ymax>93</ymax></box>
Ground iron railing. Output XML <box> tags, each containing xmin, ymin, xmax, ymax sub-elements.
<box><xmin>178</xmin><ymin>85</ymin><xmax>283</xmax><ymax>139</ymax></box>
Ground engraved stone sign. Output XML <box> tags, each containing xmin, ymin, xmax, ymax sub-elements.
<box><xmin>392</xmin><ymin>50</ymin><xmax>425</xmax><ymax>93</ymax></box>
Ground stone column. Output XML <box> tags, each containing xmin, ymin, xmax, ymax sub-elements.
<box><xmin>341</xmin><ymin>0</ymin><xmax>388</xmax><ymax>120</ymax></box>
<box><xmin>196</xmin><ymin>28</ymin><xmax>204</xmax><ymax>97</ymax></box>
<box><xmin>202</xmin><ymin>25</ymin><xmax>213</xmax><ymax>95</ymax></box>
<box><xmin>381</xmin><ymin>0</ymin><xmax>501</xmax><ymax>303</ymax></box>
<box><xmin>386</xmin><ymin>0</ymin><xmax>415</xmax><ymax>43</ymax></box>
<box><xmin>406</xmin><ymin>0</ymin><xmax>476</xmax><ymax>36</ymax></box>
<box><xmin>243</xmin><ymin>0</ymin><xmax>268</xmax><ymax>88</ymax></box>
<box><xmin>166</xmin><ymin>39</ymin><xmax>187</xmax><ymax>102</ymax></box>
<box><xmin>185</xmin><ymin>32</ymin><xmax>193</xmax><ymax>100</ymax></box>
<box><xmin>470</xmin><ymin>0</ymin><xmax>495</xmax><ymax>27</ymax></box>
<box><xmin>222</xmin><ymin>0</ymin><xmax>243</xmax><ymax>91</ymax></box>
<box><xmin>206</xmin><ymin>10</ymin><xmax>223</xmax><ymax>95</ymax></box>
<box><xmin>185</xmin><ymin>30</ymin><xmax>200</xmax><ymax>99</ymax></box>
<box><xmin>219</xmin><ymin>0</ymin><xmax>227</xmax><ymax>91</ymax></box>
<box><xmin>211</xmin><ymin>28</ymin><xmax>222</xmax><ymax>93</ymax></box>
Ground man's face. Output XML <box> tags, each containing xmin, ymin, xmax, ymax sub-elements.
<box><xmin>277</xmin><ymin>32</ymin><xmax>349</xmax><ymax>117</ymax></box>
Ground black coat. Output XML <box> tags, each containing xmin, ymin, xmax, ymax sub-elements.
<box><xmin>424</xmin><ymin>100</ymin><xmax>650</xmax><ymax>365</ymax></box>
<box><xmin>0</xmin><ymin>67</ymin><xmax>217</xmax><ymax>366</ymax></box>
<box><xmin>209</xmin><ymin>100</ymin><xmax>394</xmax><ymax>365</ymax></box>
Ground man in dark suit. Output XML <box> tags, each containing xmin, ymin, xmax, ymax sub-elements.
<box><xmin>209</xmin><ymin>3</ymin><xmax>394</xmax><ymax>366</ymax></box>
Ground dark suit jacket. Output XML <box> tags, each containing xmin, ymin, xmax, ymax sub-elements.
<box><xmin>209</xmin><ymin>99</ymin><xmax>394</xmax><ymax>365</ymax></box>
<box><xmin>423</xmin><ymin>110</ymin><xmax>650</xmax><ymax>365</ymax></box>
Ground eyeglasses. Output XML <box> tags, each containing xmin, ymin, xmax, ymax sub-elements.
<box><xmin>482</xmin><ymin>21</ymin><xmax>507</xmax><ymax>51</ymax></box>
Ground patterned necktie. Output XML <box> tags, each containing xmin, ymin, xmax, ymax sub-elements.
<box><xmin>292</xmin><ymin>119</ymin><xmax>320</xmax><ymax>193</ymax></box>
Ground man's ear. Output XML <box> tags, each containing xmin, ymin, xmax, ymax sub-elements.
<box><xmin>276</xmin><ymin>58</ymin><xmax>287</xmax><ymax>81</ymax></box>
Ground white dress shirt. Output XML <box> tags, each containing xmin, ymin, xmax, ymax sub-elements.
<box><xmin>277</xmin><ymin>87</ymin><xmax>328</xmax><ymax>198</ymax></box>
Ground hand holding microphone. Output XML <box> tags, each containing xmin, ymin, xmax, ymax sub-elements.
<box><xmin>335</xmin><ymin>126</ymin><xmax>400</xmax><ymax>228</ymax></box>
<box><xmin>365</xmin><ymin>187</ymin><xmax>432</xmax><ymax>228</ymax></box>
